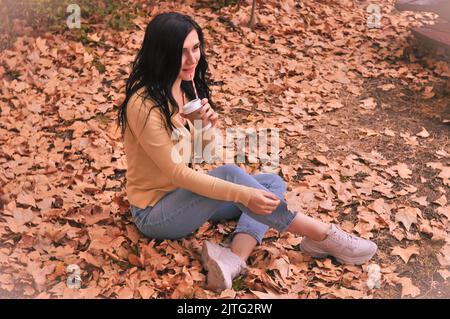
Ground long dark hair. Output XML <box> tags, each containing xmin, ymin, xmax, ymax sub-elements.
<box><xmin>117</xmin><ymin>12</ymin><xmax>216</xmax><ymax>139</ymax></box>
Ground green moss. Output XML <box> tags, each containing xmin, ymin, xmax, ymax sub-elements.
<box><xmin>231</xmin><ymin>275</ymin><xmax>246</xmax><ymax>291</ymax></box>
<box><xmin>93</xmin><ymin>59</ymin><xmax>106</xmax><ymax>74</ymax></box>
<box><xmin>211</xmin><ymin>0</ymin><xmax>242</xmax><ymax>11</ymax></box>
<box><xmin>5</xmin><ymin>69</ymin><xmax>21</xmax><ymax>80</ymax></box>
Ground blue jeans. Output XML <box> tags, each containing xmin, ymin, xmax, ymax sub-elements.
<box><xmin>129</xmin><ymin>164</ymin><xmax>297</xmax><ymax>244</ymax></box>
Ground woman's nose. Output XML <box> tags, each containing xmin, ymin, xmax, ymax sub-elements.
<box><xmin>187</xmin><ymin>51</ymin><xmax>196</xmax><ymax>64</ymax></box>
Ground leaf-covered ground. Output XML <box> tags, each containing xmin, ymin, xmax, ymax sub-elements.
<box><xmin>0</xmin><ymin>0</ymin><xmax>448</xmax><ymax>299</ymax></box>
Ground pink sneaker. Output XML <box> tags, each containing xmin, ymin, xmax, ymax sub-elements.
<box><xmin>300</xmin><ymin>224</ymin><xmax>378</xmax><ymax>265</ymax></box>
<box><xmin>201</xmin><ymin>241</ymin><xmax>247</xmax><ymax>292</ymax></box>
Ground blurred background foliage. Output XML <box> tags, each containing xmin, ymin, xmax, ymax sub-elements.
<box><xmin>0</xmin><ymin>0</ymin><xmax>245</xmax><ymax>50</ymax></box>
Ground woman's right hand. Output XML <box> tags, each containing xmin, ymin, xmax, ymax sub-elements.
<box><xmin>247</xmin><ymin>189</ymin><xmax>281</xmax><ymax>215</ymax></box>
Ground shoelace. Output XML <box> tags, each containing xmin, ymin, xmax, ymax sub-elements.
<box><xmin>332</xmin><ymin>227</ymin><xmax>360</xmax><ymax>250</ymax></box>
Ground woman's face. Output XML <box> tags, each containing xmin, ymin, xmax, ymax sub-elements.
<box><xmin>179</xmin><ymin>29</ymin><xmax>201</xmax><ymax>81</ymax></box>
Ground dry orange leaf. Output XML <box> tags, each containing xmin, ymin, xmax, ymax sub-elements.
<box><xmin>395</xmin><ymin>207</ymin><xmax>420</xmax><ymax>232</ymax></box>
<box><xmin>391</xmin><ymin>245</ymin><xmax>420</xmax><ymax>263</ymax></box>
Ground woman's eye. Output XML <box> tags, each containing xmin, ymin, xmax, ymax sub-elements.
<box><xmin>183</xmin><ymin>46</ymin><xmax>199</xmax><ymax>55</ymax></box>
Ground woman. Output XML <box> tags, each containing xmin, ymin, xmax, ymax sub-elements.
<box><xmin>117</xmin><ymin>12</ymin><xmax>377</xmax><ymax>292</ymax></box>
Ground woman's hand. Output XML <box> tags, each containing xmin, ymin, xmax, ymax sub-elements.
<box><xmin>181</xmin><ymin>98</ymin><xmax>218</xmax><ymax>128</ymax></box>
<box><xmin>247</xmin><ymin>189</ymin><xmax>280</xmax><ymax>215</ymax></box>
<box><xmin>199</xmin><ymin>98</ymin><xmax>218</xmax><ymax>127</ymax></box>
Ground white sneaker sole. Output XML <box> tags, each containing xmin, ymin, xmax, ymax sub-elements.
<box><xmin>300</xmin><ymin>240</ymin><xmax>377</xmax><ymax>266</ymax></box>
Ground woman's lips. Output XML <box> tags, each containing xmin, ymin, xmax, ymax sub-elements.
<box><xmin>182</xmin><ymin>66</ymin><xmax>196</xmax><ymax>73</ymax></box>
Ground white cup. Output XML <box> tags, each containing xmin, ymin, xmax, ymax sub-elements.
<box><xmin>182</xmin><ymin>98</ymin><xmax>212</xmax><ymax>130</ymax></box>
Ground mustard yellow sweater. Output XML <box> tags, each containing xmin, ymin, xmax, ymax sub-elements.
<box><xmin>124</xmin><ymin>89</ymin><xmax>253</xmax><ymax>209</ymax></box>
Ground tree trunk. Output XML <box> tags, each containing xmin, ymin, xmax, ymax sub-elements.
<box><xmin>249</xmin><ymin>0</ymin><xmax>256</xmax><ymax>29</ymax></box>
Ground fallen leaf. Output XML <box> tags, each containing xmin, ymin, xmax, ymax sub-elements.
<box><xmin>219</xmin><ymin>289</ymin><xmax>236</xmax><ymax>299</ymax></box>
<box><xmin>437</xmin><ymin>243</ymin><xmax>450</xmax><ymax>268</ymax></box>
<box><xmin>391</xmin><ymin>245</ymin><xmax>420</xmax><ymax>263</ymax></box>
<box><xmin>391</xmin><ymin>163</ymin><xmax>412</xmax><ymax>179</ymax></box>
<box><xmin>379</xmin><ymin>83</ymin><xmax>396</xmax><ymax>91</ymax></box>
<box><xmin>138</xmin><ymin>284</ymin><xmax>155</xmax><ymax>299</ymax></box>
<box><xmin>250</xmin><ymin>289</ymin><xmax>298</xmax><ymax>299</ymax></box>
<box><xmin>433</xmin><ymin>195</ymin><xmax>447</xmax><ymax>207</ymax></box>
<box><xmin>395</xmin><ymin>207</ymin><xmax>420</xmax><ymax>231</ymax></box>
<box><xmin>383</xmin><ymin>128</ymin><xmax>395</xmax><ymax>137</ymax></box>
<box><xmin>26</xmin><ymin>261</ymin><xmax>55</xmax><ymax>290</ymax></box>
<box><xmin>396</xmin><ymin>277</ymin><xmax>421</xmax><ymax>298</ymax></box>
<box><xmin>359</xmin><ymin>98</ymin><xmax>377</xmax><ymax>110</ymax></box>
<box><xmin>416</xmin><ymin>127</ymin><xmax>430</xmax><ymax>138</ymax></box>
<box><xmin>437</xmin><ymin>269</ymin><xmax>450</xmax><ymax>280</ymax></box>
<box><xmin>410</xmin><ymin>195</ymin><xmax>428</xmax><ymax>207</ymax></box>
